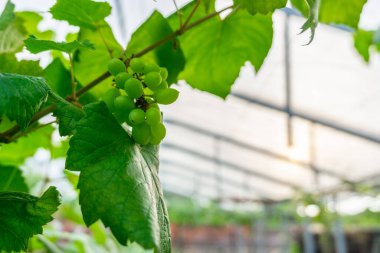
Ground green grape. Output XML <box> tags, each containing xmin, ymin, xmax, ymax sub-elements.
<box><xmin>124</xmin><ymin>78</ymin><xmax>144</xmax><ymax>99</ymax></box>
<box><xmin>150</xmin><ymin>122</ymin><xmax>166</xmax><ymax>142</ymax></box>
<box><xmin>152</xmin><ymin>80</ymin><xmax>168</xmax><ymax>92</ymax></box>
<box><xmin>132</xmin><ymin>123</ymin><xmax>151</xmax><ymax>145</ymax></box>
<box><xmin>146</xmin><ymin>108</ymin><xmax>161</xmax><ymax>125</ymax></box>
<box><xmin>108</xmin><ymin>58</ymin><xmax>126</xmax><ymax>76</ymax></box>
<box><xmin>160</xmin><ymin>67</ymin><xmax>168</xmax><ymax>80</ymax></box>
<box><xmin>129</xmin><ymin>108</ymin><xmax>145</xmax><ymax>125</ymax></box>
<box><xmin>102</xmin><ymin>88</ymin><xmax>121</xmax><ymax>111</ymax></box>
<box><xmin>144</xmin><ymin>87</ymin><xmax>154</xmax><ymax>96</ymax></box>
<box><xmin>144</xmin><ymin>72</ymin><xmax>162</xmax><ymax>89</ymax></box>
<box><xmin>148</xmin><ymin>103</ymin><xmax>159</xmax><ymax>109</ymax></box>
<box><xmin>155</xmin><ymin>88</ymin><xmax>179</xmax><ymax>105</ymax></box>
<box><xmin>114</xmin><ymin>95</ymin><xmax>135</xmax><ymax>111</ymax></box>
<box><xmin>129</xmin><ymin>58</ymin><xmax>145</xmax><ymax>73</ymax></box>
<box><xmin>144</xmin><ymin>62</ymin><xmax>160</xmax><ymax>73</ymax></box>
<box><xmin>115</xmin><ymin>72</ymin><xmax>132</xmax><ymax>89</ymax></box>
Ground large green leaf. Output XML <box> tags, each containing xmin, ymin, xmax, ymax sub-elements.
<box><xmin>126</xmin><ymin>11</ymin><xmax>185</xmax><ymax>85</ymax></box>
<box><xmin>0</xmin><ymin>186</ymin><xmax>61</xmax><ymax>252</ymax></box>
<box><xmin>53</xmin><ymin>100</ymin><xmax>84</xmax><ymax>136</ymax></box>
<box><xmin>66</xmin><ymin>102</ymin><xmax>171</xmax><ymax>253</ymax></box>
<box><xmin>17</xmin><ymin>12</ymin><xmax>54</xmax><ymax>40</ymax></box>
<box><xmin>0</xmin><ymin>0</ymin><xmax>15</xmax><ymax>30</ymax></box>
<box><xmin>0</xmin><ymin>73</ymin><xmax>50</xmax><ymax>128</ymax></box>
<box><xmin>44</xmin><ymin>58</ymin><xmax>72</xmax><ymax>97</ymax></box>
<box><xmin>0</xmin><ymin>125</ymin><xmax>54</xmax><ymax>165</ymax></box>
<box><xmin>177</xmin><ymin>10</ymin><xmax>273</xmax><ymax>98</ymax></box>
<box><xmin>354</xmin><ymin>29</ymin><xmax>374</xmax><ymax>62</ymax></box>
<box><xmin>234</xmin><ymin>0</ymin><xmax>287</xmax><ymax>14</ymax></box>
<box><xmin>25</xmin><ymin>35</ymin><xmax>95</xmax><ymax>54</ymax></box>
<box><xmin>0</xmin><ymin>165</ymin><xmax>28</xmax><ymax>192</ymax></box>
<box><xmin>74</xmin><ymin>22</ymin><xmax>122</xmax><ymax>97</ymax></box>
<box><xmin>50</xmin><ymin>0</ymin><xmax>111</xmax><ymax>30</ymax></box>
<box><xmin>292</xmin><ymin>0</ymin><xmax>367</xmax><ymax>29</ymax></box>
<box><xmin>0</xmin><ymin>54</ymin><xmax>43</xmax><ymax>76</ymax></box>
<box><xmin>0</xmin><ymin>1</ymin><xmax>26</xmax><ymax>54</ymax></box>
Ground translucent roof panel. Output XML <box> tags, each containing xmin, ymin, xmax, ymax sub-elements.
<box><xmin>160</xmin><ymin>11</ymin><xmax>380</xmax><ymax>202</ymax></box>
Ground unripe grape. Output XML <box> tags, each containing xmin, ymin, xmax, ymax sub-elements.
<box><xmin>151</xmin><ymin>80</ymin><xmax>168</xmax><ymax>92</ymax></box>
<box><xmin>155</xmin><ymin>88</ymin><xmax>179</xmax><ymax>105</ymax></box>
<box><xmin>160</xmin><ymin>67</ymin><xmax>168</xmax><ymax>80</ymax></box>
<box><xmin>124</xmin><ymin>78</ymin><xmax>144</xmax><ymax>99</ymax></box>
<box><xmin>144</xmin><ymin>62</ymin><xmax>160</xmax><ymax>73</ymax></box>
<box><xmin>114</xmin><ymin>95</ymin><xmax>135</xmax><ymax>111</ymax></box>
<box><xmin>151</xmin><ymin>122</ymin><xmax>166</xmax><ymax>141</ymax></box>
<box><xmin>129</xmin><ymin>58</ymin><xmax>145</xmax><ymax>73</ymax></box>
<box><xmin>144</xmin><ymin>87</ymin><xmax>154</xmax><ymax>96</ymax></box>
<box><xmin>132</xmin><ymin>123</ymin><xmax>151</xmax><ymax>145</ymax></box>
<box><xmin>144</xmin><ymin>72</ymin><xmax>162</xmax><ymax>89</ymax></box>
<box><xmin>114</xmin><ymin>109</ymin><xmax>131</xmax><ymax>123</ymax></box>
<box><xmin>146</xmin><ymin>108</ymin><xmax>161</xmax><ymax>125</ymax></box>
<box><xmin>102</xmin><ymin>88</ymin><xmax>121</xmax><ymax>111</ymax></box>
<box><xmin>129</xmin><ymin>108</ymin><xmax>145</xmax><ymax>125</ymax></box>
<box><xmin>108</xmin><ymin>58</ymin><xmax>126</xmax><ymax>76</ymax></box>
<box><xmin>148</xmin><ymin>103</ymin><xmax>159</xmax><ymax>109</ymax></box>
<box><xmin>115</xmin><ymin>72</ymin><xmax>132</xmax><ymax>89</ymax></box>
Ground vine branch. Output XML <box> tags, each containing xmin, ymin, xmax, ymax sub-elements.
<box><xmin>0</xmin><ymin>4</ymin><xmax>235</xmax><ymax>144</ymax></box>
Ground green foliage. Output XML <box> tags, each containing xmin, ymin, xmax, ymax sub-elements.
<box><xmin>0</xmin><ymin>165</ymin><xmax>28</xmax><ymax>192</ymax></box>
<box><xmin>50</xmin><ymin>0</ymin><xmax>112</xmax><ymax>30</ymax></box>
<box><xmin>66</xmin><ymin>102</ymin><xmax>171</xmax><ymax>252</ymax></box>
<box><xmin>17</xmin><ymin>12</ymin><xmax>54</xmax><ymax>40</ymax></box>
<box><xmin>0</xmin><ymin>1</ymin><xmax>26</xmax><ymax>54</ymax></box>
<box><xmin>0</xmin><ymin>0</ymin><xmax>15</xmax><ymax>30</ymax></box>
<box><xmin>24</xmin><ymin>35</ymin><xmax>95</xmax><ymax>54</ymax></box>
<box><xmin>234</xmin><ymin>0</ymin><xmax>287</xmax><ymax>15</ymax></box>
<box><xmin>53</xmin><ymin>100</ymin><xmax>84</xmax><ymax>136</ymax></box>
<box><xmin>292</xmin><ymin>0</ymin><xmax>367</xmax><ymax>29</ymax></box>
<box><xmin>0</xmin><ymin>125</ymin><xmax>54</xmax><ymax>165</ymax></box>
<box><xmin>176</xmin><ymin>9</ymin><xmax>273</xmax><ymax>98</ymax></box>
<box><xmin>125</xmin><ymin>11</ymin><xmax>185</xmax><ymax>85</ymax></box>
<box><xmin>74</xmin><ymin>22</ymin><xmax>122</xmax><ymax>96</ymax></box>
<box><xmin>354</xmin><ymin>29</ymin><xmax>380</xmax><ymax>62</ymax></box>
<box><xmin>0</xmin><ymin>54</ymin><xmax>43</xmax><ymax>76</ymax></box>
<box><xmin>0</xmin><ymin>73</ymin><xmax>50</xmax><ymax>128</ymax></box>
<box><xmin>0</xmin><ymin>186</ymin><xmax>61</xmax><ymax>252</ymax></box>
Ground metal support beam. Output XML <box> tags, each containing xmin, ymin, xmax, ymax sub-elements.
<box><xmin>165</xmin><ymin>119</ymin><xmax>350</xmax><ymax>182</ymax></box>
<box><xmin>162</xmin><ymin>142</ymin><xmax>299</xmax><ymax>189</ymax></box>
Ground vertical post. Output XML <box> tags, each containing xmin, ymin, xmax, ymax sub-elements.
<box><xmin>213</xmin><ymin>136</ymin><xmax>223</xmax><ymax>201</ymax></box>
<box><xmin>302</xmin><ymin>217</ymin><xmax>316</xmax><ymax>253</ymax></box>
<box><xmin>309</xmin><ymin>122</ymin><xmax>319</xmax><ymax>191</ymax></box>
<box><xmin>332</xmin><ymin>194</ymin><xmax>347</xmax><ymax>253</ymax></box>
<box><xmin>254</xmin><ymin>204</ymin><xmax>269</xmax><ymax>253</ymax></box>
<box><xmin>284</xmin><ymin>12</ymin><xmax>293</xmax><ymax>147</ymax></box>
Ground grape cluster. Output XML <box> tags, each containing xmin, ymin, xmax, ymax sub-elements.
<box><xmin>103</xmin><ymin>58</ymin><xmax>179</xmax><ymax>145</ymax></box>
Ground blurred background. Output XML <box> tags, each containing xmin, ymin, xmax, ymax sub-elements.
<box><xmin>1</xmin><ymin>0</ymin><xmax>380</xmax><ymax>252</ymax></box>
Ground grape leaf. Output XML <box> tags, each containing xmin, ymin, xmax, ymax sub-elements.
<box><xmin>0</xmin><ymin>125</ymin><xmax>54</xmax><ymax>165</ymax></box>
<box><xmin>234</xmin><ymin>0</ymin><xmax>287</xmax><ymax>14</ymax></box>
<box><xmin>17</xmin><ymin>12</ymin><xmax>54</xmax><ymax>40</ymax></box>
<box><xmin>0</xmin><ymin>54</ymin><xmax>43</xmax><ymax>76</ymax></box>
<box><xmin>0</xmin><ymin>1</ymin><xmax>26</xmax><ymax>54</ymax></box>
<box><xmin>126</xmin><ymin>11</ymin><xmax>185</xmax><ymax>85</ymax></box>
<box><xmin>0</xmin><ymin>165</ymin><xmax>28</xmax><ymax>192</ymax></box>
<box><xmin>291</xmin><ymin>0</ymin><xmax>367</xmax><ymax>29</ymax></box>
<box><xmin>25</xmin><ymin>35</ymin><xmax>95</xmax><ymax>54</ymax></box>
<box><xmin>53</xmin><ymin>101</ymin><xmax>84</xmax><ymax>136</ymax></box>
<box><xmin>177</xmin><ymin>10</ymin><xmax>273</xmax><ymax>98</ymax></box>
<box><xmin>203</xmin><ymin>0</ymin><xmax>216</xmax><ymax>13</ymax></box>
<box><xmin>354</xmin><ymin>30</ymin><xmax>374</xmax><ymax>62</ymax></box>
<box><xmin>66</xmin><ymin>102</ymin><xmax>171</xmax><ymax>253</ymax></box>
<box><xmin>74</xmin><ymin>21</ymin><xmax>122</xmax><ymax>97</ymax></box>
<box><xmin>0</xmin><ymin>0</ymin><xmax>15</xmax><ymax>30</ymax></box>
<box><xmin>0</xmin><ymin>186</ymin><xmax>61</xmax><ymax>252</ymax></box>
<box><xmin>50</xmin><ymin>0</ymin><xmax>111</xmax><ymax>30</ymax></box>
<box><xmin>0</xmin><ymin>73</ymin><xmax>50</xmax><ymax>128</ymax></box>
